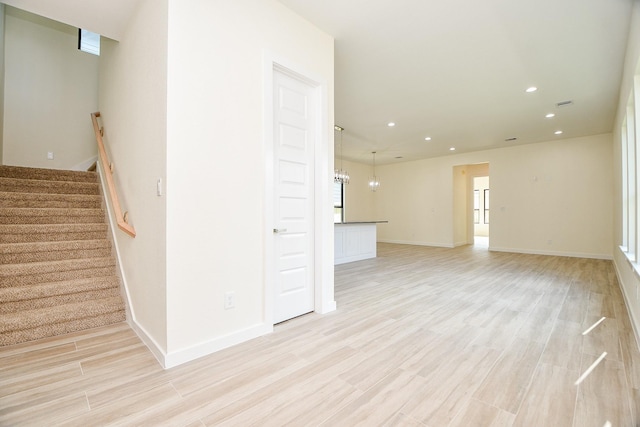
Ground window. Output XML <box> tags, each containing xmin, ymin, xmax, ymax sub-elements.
<box><xmin>620</xmin><ymin>76</ymin><xmax>640</xmax><ymax>263</ymax></box>
<box><xmin>334</xmin><ymin>181</ymin><xmax>344</xmax><ymax>223</ymax></box>
<box><xmin>78</xmin><ymin>29</ymin><xmax>100</xmax><ymax>56</ymax></box>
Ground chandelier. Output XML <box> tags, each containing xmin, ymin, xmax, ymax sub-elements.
<box><xmin>369</xmin><ymin>151</ymin><xmax>380</xmax><ymax>191</ymax></box>
<box><xmin>334</xmin><ymin>125</ymin><xmax>349</xmax><ymax>184</ymax></box>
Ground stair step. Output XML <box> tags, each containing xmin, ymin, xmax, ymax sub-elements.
<box><xmin>0</xmin><ymin>207</ymin><xmax>105</xmax><ymax>224</ymax></box>
<box><xmin>0</xmin><ymin>165</ymin><xmax>98</xmax><ymax>183</ymax></box>
<box><xmin>0</xmin><ymin>177</ymin><xmax>99</xmax><ymax>195</ymax></box>
<box><xmin>0</xmin><ymin>223</ymin><xmax>107</xmax><ymax>244</ymax></box>
<box><xmin>0</xmin><ymin>165</ymin><xmax>126</xmax><ymax>347</ymax></box>
<box><xmin>0</xmin><ymin>276</ymin><xmax>120</xmax><ymax>302</ymax></box>
<box><xmin>0</xmin><ymin>192</ymin><xmax>102</xmax><ymax>209</ymax></box>
<box><xmin>0</xmin><ymin>287</ymin><xmax>121</xmax><ymax>314</ymax></box>
<box><xmin>0</xmin><ymin>307</ymin><xmax>126</xmax><ymax>346</ymax></box>
<box><xmin>0</xmin><ymin>240</ymin><xmax>111</xmax><ymax>264</ymax></box>
<box><xmin>0</xmin><ymin>258</ymin><xmax>116</xmax><ymax>287</ymax></box>
<box><xmin>0</xmin><ymin>296</ymin><xmax>125</xmax><ymax>334</ymax></box>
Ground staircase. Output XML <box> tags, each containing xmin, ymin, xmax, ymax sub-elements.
<box><xmin>0</xmin><ymin>165</ymin><xmax>126</xmax><ymax>346</ymax></box>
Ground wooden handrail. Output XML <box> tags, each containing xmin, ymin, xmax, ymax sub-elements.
<box><xmin>91</xmin><ymin>112</ymin><xmax>136</xmax><ymax>238</ymax></box>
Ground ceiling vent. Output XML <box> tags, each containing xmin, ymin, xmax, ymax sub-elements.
<box><xmin>556</xmin><ymin>100</ymin><xmax>573</xmax><ymax>108</ymax></box>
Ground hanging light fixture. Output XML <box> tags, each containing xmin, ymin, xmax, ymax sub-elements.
<box><xmin>334</xmin><ymin>125</ymin><xmax>349</xmax><ymax>184</ymax></box>
<box><xmin>369</xmin><ymin>151</ymin><xmax>380</xmax><ymax>191</ymax></box>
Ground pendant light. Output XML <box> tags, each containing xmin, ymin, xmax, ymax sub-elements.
<box><xmin>369</xmin><ymin>151</ymin><xmax>380</xmax><ymax>191</ymax></box>
<box><xmin>334</xmin><ymin>126</ymin><xmax>349</xmax><ymax>184</ymax></box>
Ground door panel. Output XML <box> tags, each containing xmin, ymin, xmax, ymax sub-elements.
<box><xmin>273</xmin><ymin>70</ymin><xmax>315</xmax><ymax>323</ymax></box>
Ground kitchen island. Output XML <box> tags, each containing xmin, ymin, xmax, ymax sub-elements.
<box><xmin>334</xmin><ymin>221</ymin><xmax>388</xmax><ymax>265</ymax></box>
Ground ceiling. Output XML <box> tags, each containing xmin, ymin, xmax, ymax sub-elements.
<box><xmin>0</xmin><ymin>0</ymin><xmax>138</xmax><ymax>40</ymax></box>
<box><xmin>3</xmin><ymin>0</ymin><xmax>633</xmax><ymax>165</ymax></box>
<box><xmin>279</xmin><ymin>0</ymin><xmax>634</xmax><ymax>165</ymax></box>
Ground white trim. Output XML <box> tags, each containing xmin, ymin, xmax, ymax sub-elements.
<box><xmin>613</xmin><ymin>255</ymin><xmax>640</xmax><ymax>353</ymax></box>
<box><xmin>489</xmin><ymin>246</ymin><xmax>613</xmax><ymax>260</ymax></box>
<box><xmin>378</xmin><ymin>239</ymin><xmax>455</xmax><ymax>249</ymax></box>
<box><xmin>71</xmin><ymin>155</ymin><xmax>98</xmax><ymax>171</ymax></box>
<box><xmin>128</xmin><ymin>316</ymin><xmax>167</xmax><ymax>367</ymax></box>
<box><xmin>97</xmin><ymin>160</ymin><xmax>166</xmax><ymax>366</ymax></box>
<box><xmin>262</xmin><ymin>51</ymin><xmax>336</xmax><ymax>326</ymax></box>
<box><xmin>163</xmin><ymin>323</ymin><xmax>272</xmax><ymax>369</ymax></box>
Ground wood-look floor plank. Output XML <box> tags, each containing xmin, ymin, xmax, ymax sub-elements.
<box><xmin>511</xmin><ymin>363</ymin><xmax>577</xmax><ymax>427</ymax></box>
<box><xmin>472</xmin><ymin>338</ymin><xmax>546</xmax><ymax>413</ymax></box>
<box><xmin>573</xmin><ymin>355</ymin><xmax>633</xmax><ymax>427</ymax></box>
<box><xmin>0</xmin><ymin>243</ymin><xmax>638</xmax><ymax>426</ymax></box>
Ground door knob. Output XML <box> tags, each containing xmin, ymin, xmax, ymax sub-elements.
<box><xmin>273</xmin><ymin>228</ymin><xmax>287</xmax><ymax>234</ymax></box>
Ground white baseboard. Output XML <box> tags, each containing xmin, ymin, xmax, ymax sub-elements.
<box><xmin>317</xmin><ymin>300</ymin><xmax>337</xmax><ymax>314</ymax></box>
<box><xmin>128</xmin><ymin>319</ymin><xmax>167</xmax><ymax>368</ymax></box>
<box><xmin>613</xmin><ymin>259</ymin><xmax>640</xmax><ymax>353</ymax></box>
<box><xmin>70</xmin><ymin>155</ymin><xmax>98</xmax><ymax>171</ymax></box>
<box><xmin>488</xmin><ymin>246</ymin><xmax>612</xmax><ymax>260</ymax></box>
<box><xmin>377</xmin><ymin>239</ymin><xmax>455</xmax><ymax>249</ymax></box>
<box><xmin>163</xmin><ymin>323</ymin><xmax>273</xmax><ymax>369</ymax></box>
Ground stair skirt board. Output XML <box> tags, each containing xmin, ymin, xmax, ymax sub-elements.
<box><xmin>0</xmin><ymin>165</ymin><xmax>127</xmax><ymax>347</ymax></box>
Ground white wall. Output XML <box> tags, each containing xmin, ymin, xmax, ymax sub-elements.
<box><xmin>98</xmin><ymin>0</ymin><xmax>168</xmax><ymax>353</ymax></box>
<box><xmin>371</xmin><ymin>134</ymin><xmax>612</xmax><ymax>259</ymax></box>
<box><xmin>164</xmin><ymin>0</ymin><xmax>334</xmax><ymax>365</ymax></box>
<box><xmin>3</xmin><ymin>6</ymin><xmax>98</xmax><ymax>170</ymax></box>
<box><xmin>613</xmin><ymin>1</ymin><xmax>640</xmax><ymax>345</ymax></box>
<box><xmin>452</xmin><ymin>165</ymin><xmax>468</xmax><ymax>246</ymax></box>
<box><xmin>340</xmin><ymin>159</ymin><xmax>376</xmax><ymax>221</ymax></box>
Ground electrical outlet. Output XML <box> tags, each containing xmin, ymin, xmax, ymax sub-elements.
<box><xmin>47</xmin><ymin>152</ymin><xmax>54</xmax><ymax>160</ymax></box>
<box><xmin>224</xmin><ymin>292</ymin><xmax>235</xmax><ymax>310</ymax></box>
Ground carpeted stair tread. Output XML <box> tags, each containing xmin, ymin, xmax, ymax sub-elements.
<box><xmin>0</xmin><ymin>207</ymin><xmax>105</xmax><ymax>224</ymax></box>
<box><xmin>0</xmin><ymin>223</ymin><xmax>108</xmax><ymax>243</ymax></box>
<box><xmin>0</xmin><ymin>177</ymin><xmax>99</xmax><ymax>195</ymax></box>
<box><xmin>0</xmin><ymin>276</ymin><xmax>120</xmax><ymax>302</ymax></box>
<box><xmin>0</xmin><ymin>257</ymin><xmax>115</xmax><ymax>277</ymax></box>
<box><xmin>0</xmin><ymin>191</ymin><xmax>101</xmax><ymax>209</ymax></box>
<box><xmin>0</xmin><ymin>165</ymin><xmax>126</xmax><ymax>346</ymax></box>
<box><xmin>0</xmin><ymin>287</ymin><xmax>121</xmax><ymax>314</ymax></box>
<box><xmin>0</xmin><ymin>296</ymin><xmax>124</xmax><ymax>333</ymax></box>
<box><xmin>0</xmin><ymin>165</ymin><xmax>98</xmax><ymax>183</ymax></box>
<box><xmin>0</xmin><ymin>240</ymin><xmax>111</xmax><ymax>264</ymax></box>
<box><xmin>0</xmin><ymin>313</ymin><xmax>126</xmax><ymax>347</ymax></box>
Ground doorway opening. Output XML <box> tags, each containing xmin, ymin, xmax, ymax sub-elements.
<box><xmin>473</xmin><ymin>175</ymin><xmax>490</xmax><ymax>248</ymax></box>
<box><xmin>453</xmin><ymin>162</ymin><xmax>489</xmax><ymax>248</ymax></box>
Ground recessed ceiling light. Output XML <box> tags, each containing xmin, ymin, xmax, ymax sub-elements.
<box><xmin>424</xmin><ymin>137</ymin><xmax>432</xmax><ymax>141</ymax></box>
<box><xmin>449</xmin><ymin>147</ymin><xmax>456</xmax><ymax>151</ymax></box>
<box><xmin>526</xmin><ymin>86</ymin><xmax>538</xmax><ymax>93</ymax></box>
<box><xmin>554</xmin><ymin>130</ymin><xmax>563</xmax><ymax>135</ymax></box>
<box><xmin>387</xmin><ymin>122</ymin><xmax>396</xmax><ymax>127</ymax></box>
<box><xmin>545</xmin><ymin>113</ymin><xmax>555</xmax><ymax>118</ymax></box>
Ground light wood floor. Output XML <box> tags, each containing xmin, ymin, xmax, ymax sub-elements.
<box><xmin>2</xmin><ymin>243</ymin><xmax>640</xmax><ymax>426</ymax></box>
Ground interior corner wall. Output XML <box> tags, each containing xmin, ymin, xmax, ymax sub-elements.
<box><xmin>375</xmin><ymin>134</ymin><xmax>613</xmax><ymax>258</ymax></box>
<box><xmin>98</xmin><ymin>0</ymin><xmax>168</xmax><ymax>355</ymax></box>
<box><xmin>3</xmin><ymin>6</ymin><xmax>97</xmax><ymax>170</ymax></box>
<box><xmin>164</xmin><ymin>0</ymin><xmax>333</xmax><ymax>365</ymax></box>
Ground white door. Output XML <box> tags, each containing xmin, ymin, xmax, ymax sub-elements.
<box><xmin>273</xmin><ymin>69</ymin><xmax>315</xmax><ymax>324</ymax></box>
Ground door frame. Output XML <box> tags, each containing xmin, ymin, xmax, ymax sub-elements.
<box><xmin>263</xmin><ymin>53</ymin><xmax>336</xmax><ymax>328</ymax></box>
